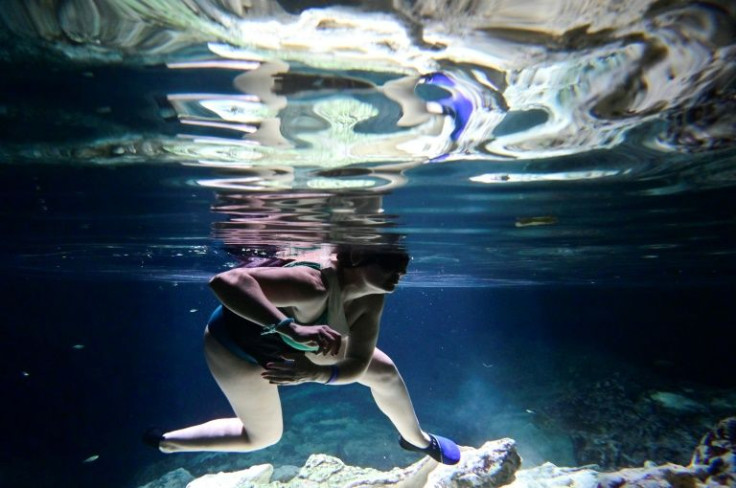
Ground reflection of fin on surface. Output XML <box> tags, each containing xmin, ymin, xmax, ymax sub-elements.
<box><xmin>420</xmin><ymin>72</ymin><xmax>475</xmax><ymax>142</ymax></box>
<box><xmin>380</xmin><ymin>76</ymin><xmax>431</xmax><ymax>127</ymax></box>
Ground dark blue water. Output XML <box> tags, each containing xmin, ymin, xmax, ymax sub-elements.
<box><xmin>1</xmin><ymin>2</ymin><xmax>735</xmax><ymax>487</ymax></box>
<box><xmin>3</xmin><ymin>277</ymin><xmax>734</xmax><ymax>487</ymax></box>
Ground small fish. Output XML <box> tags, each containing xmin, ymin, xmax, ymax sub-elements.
<box><xmin>189</xmin><ymin>308</ymin><xmax>198</xmax><ymax>313</ymax></box>
<box><xmin>21</xmin><ymin>371</ymin><xmax>30</xmax><ymax>377</ymax></box>
<box><xmin>83</xmin><ymin>455</ymin><xmax>99</xmax><ymax>463</ymax></box>
<box><xmin>72</xmin><ymin>344</ymin><xmax>85</xmax><ymax>350</ymax></box>
<box><xmin>526</xmin><ymin>409</ymin><xmax>535</xmax><ymax>414</ymax></box>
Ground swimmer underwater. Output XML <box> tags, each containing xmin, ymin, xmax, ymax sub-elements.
<box><xmin>144</xmin><ymin>245</ymin><xmax>460</xmax><ymax>465</ymax></box>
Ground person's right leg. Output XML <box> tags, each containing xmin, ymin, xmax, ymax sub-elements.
<box><xmin>159</xmin><ymin>329</ymin><xmax>283</xmax><ymax>453</ymax></box>
<box><xmin>358</xmin><ymin>347</ymin><xmax>430</xmax><ymax>448</ymax></box>
<box><xmin>359</xmin><ymin>348</ymin><xmax>462</xmax><ymax>465</ymax></box>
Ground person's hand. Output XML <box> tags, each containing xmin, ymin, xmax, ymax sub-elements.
<box><xmin>261</xmin><ymin>353</ymin><xmax>328</xmax><ymax>385</ymax></box>
<box><xmin>282</xmin><ymin>323</ymin><xmax>342</xmax><ymax>356</ymax></box>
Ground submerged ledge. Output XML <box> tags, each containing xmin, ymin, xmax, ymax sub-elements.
<box><xmin>140</xmin><ymin>418</ymin><xmax>734</xmax><ymax>488</ymax></box>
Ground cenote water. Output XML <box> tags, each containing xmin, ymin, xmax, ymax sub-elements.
<box><xmin>1</xmin><ymin>1</ymin><xmax>734</xmax><ymax>487</ymax></box>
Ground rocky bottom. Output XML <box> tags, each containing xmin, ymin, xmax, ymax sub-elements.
<box><xmin>138</xmin><ymin>417</ymin><xmax>735</xmax><ymax>488</ymax></box>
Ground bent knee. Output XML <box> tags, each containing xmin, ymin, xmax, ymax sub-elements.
<box><xmin>243</xmin><ymin>420</ymin><xmax>283</xmax><ymax>450</ymax></box>
<box><xmin>252</xmin><ymin>429</ymin><xmax>282</xmax><ymax>449</ymax></box>
<box><xmin>364</xmin><ymin>357</ymin><xmax>402</xmax><ymax>385</ymax></box>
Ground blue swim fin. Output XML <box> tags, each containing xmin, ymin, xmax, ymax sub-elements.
<box><xmin>399</xmin><ymin>433</ymin><xmax>461</xmax><ymax>465</ymax></box>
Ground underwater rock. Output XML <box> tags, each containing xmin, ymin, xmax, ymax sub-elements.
<box><xmin>271</xmin><ymin>464</ymin><xmax>300</xmax><ymax>483</ymax></box>
<box><xmin>485</xmin><ymin>460</ymin><xmax>719</xmax><ymax>488</ymax></box>
<box><xmin>691</xmin><ymin>417</ymin><xmax>736</xmax><ymax>486</ymax></box>
<box><xmin>505</xmin><ymin>462</ymin><xmax>715</xmax><ymax>488</ymax></box>
<box><xmin>596</xmin><ymin>463</ymin><xmax>711</xmax><ymax>488</ymax></box>
<box><xmin>187</xmin><ymin>464</ymin><xmax>272</xmax><ymax>488</ymax></box>
<box><xmin>542</xmin><ymin>370</ymin><xmax>714</xmax><ymax>468</ymax></box>
<box><xmin>509</xmin><ymin>418</ymin><xmax>736</xmax><ymax>488</ymax></box>
<box><xmin>426</xmin><ymin>438</ymin><xmax>520</xmax><ymax>487</ymax></box>
<box><xmin>139</xmin><ymin>468</ymin><xmax>194</xmax><ymax>488</ymax></box>
<box><xmin>145</xmin><ymin>419</ymin><xmax>736</xmax><ymax>487</ymax></box>
<box><xmin>181</xmin><ymin>438</ymin><xmax>520</xmax><ymax>488</ymax></box>
<box><xmin>504</xmin><ymin>463</ymin><xmax>600</xmax><ymax>488</ymax></box>
<box><xmin>503</xmin><ymin>423</ymin><xmax>736</xmax><ymax>488</ymax></box>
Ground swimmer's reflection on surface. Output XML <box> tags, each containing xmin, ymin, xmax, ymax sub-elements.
<box><xmin>211</xmin><ymin>190</ymin><xmax>396</xmax><ymax>251</ymax></box>
<box><xmin>192</xmin><ymin>156</ymin><xmax>420</xmax><ymax>249</ymax></box>
<box><xmin>144</xmin><ymin>243</ymin><xmax>461</xmax><ymax>465</ymax></box>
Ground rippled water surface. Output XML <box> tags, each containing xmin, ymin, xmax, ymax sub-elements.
<box><xmin>1</xmin><ymin>1</ymin><xmax>735</xmax><ymax>487</ymax></box>
<box><xmin>2</xmin><ymin>0</ymin><xmax>735</xmax><ymax>284</ymax></box>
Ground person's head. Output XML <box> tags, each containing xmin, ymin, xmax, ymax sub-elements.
<box><xmin>335</xmin><ymin>245</ymin><xmax>410</xmax><ymax>293</ymax></box>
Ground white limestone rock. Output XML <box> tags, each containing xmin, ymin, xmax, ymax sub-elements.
<box><xmin>596</xmin><ymin>463</ymin><xmax>712</xmax><ymax>488</ymax></box>
<box><xmin>183</xmin><ymin>438</ymin><xmax>520</xmax><ymax>488</ymax></box>
<box><xmin>505</xmin><ymin>462</ymin><xmax>599</xmax><ymax>488</ymax></box>
<box><xmin>506</xmin><ymin>462</ymin><xmax>719</xmax><ymax>488</ymax></box>
<box><xmin>147</xmin><ymin>419</ymin><xmax>734</xmax><ymax>488</ymax></box>
<box><xmin>187</xmin><ymin>464</ymin><xmax>273</xmax><ymax>488</ymax></box>
<box><xmin>425</xmin><ymin>438</ymin><xmax>520</xmax><ymax>488</ymax></box>
<box><xmin>271</xmin><ymin>464</ymin><xmax>300</xmax><ymax>483</ymax></box>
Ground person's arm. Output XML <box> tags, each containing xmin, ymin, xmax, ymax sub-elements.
<box><xmin>209</xmin><ymin>267</ymin><xmax>340</xmax><ymax>354</ymax></box>
<box><xmin>261</xmin><ymin>294</ymin><xmax>384</xmax><ymax>385</ymax></box>
<box><xmin>329</xmin><ymin>294</ymin><xmax>384</xmax><ymax>384</ymax></box>
<box><xmin>209</xmin><ymin>266</ymin><xmax>315</xmax><ymax>325</ymax></box>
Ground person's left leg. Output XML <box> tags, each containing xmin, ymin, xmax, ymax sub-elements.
<box><xmin>357</xmin><ymin>348</ymin><xmax>430</xmax><ymax>448</ymax></box>
<box><xmin>158</xmin><ymin>329</ymin><xmax>284</xmax><ymax>453</ymax></box>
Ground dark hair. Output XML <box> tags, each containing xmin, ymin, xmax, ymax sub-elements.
<box><xmin>335</xmin><ymin>245</ymin><xmax>410</xmax><ymax>271</ymax></box>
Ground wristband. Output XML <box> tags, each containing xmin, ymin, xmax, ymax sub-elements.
<box><xmin>326</xmin><ymin>365</ymin><xmax>339</xmax><ymax>384</ymax></box>
<box><xmin>261</xmin><ymin>317</ymin><xmax>294</xmax><ymax>336</ymax></box>
<box><xmin>262</xmin><ymin>317</ymin><xmax>319</xmax><ymax>352</ymax></box>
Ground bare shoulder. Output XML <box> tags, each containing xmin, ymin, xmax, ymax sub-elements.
<box><xmin>213</xmin><ymin>266</ymin><xmax>327</xmax><ymax>303</ymax></box>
